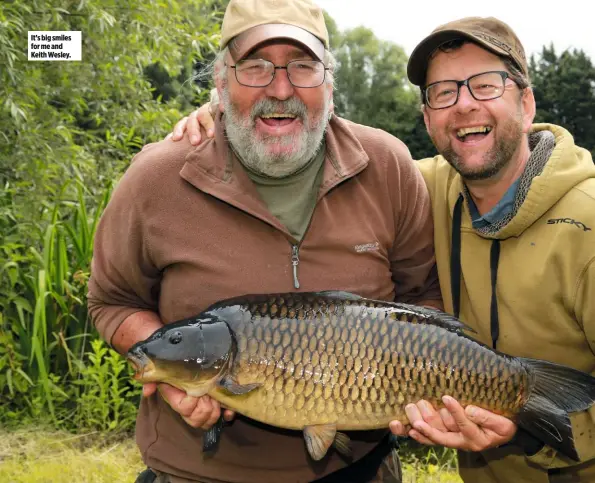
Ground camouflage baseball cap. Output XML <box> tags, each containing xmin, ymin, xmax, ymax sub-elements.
<box><xmin>407</xmin><ymin>17</ymin><xmax>528</xmax><ymax>86</ymax></box>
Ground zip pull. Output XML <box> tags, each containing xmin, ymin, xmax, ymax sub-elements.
<box><xmin>291</xmin><ymin>245</ymin><xmax>300</xmax><ymax>289</ymax></box>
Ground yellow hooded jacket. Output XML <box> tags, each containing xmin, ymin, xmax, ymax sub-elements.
<box><xmin>418</xmin><ymin>124</ymin><xmax>595</xmax><ymax>482</ymax></box>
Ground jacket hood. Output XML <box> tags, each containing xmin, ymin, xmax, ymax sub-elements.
<box><xmin>496</xmin><ymin>124</ymin><xmax>595</xmax><ymax>238</ymax></box>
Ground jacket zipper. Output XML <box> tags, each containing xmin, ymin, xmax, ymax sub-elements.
<box><xmin>287</xmin><ymin>154</ymin><xmax>368</xmax><ymax>290</ymax></box>
<box><xmin>291</xmin><ymin>245</ymin><xmax>300</xmax><ymax>289</ymax></box>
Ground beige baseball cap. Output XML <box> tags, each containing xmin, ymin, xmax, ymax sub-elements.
<box><xmin>220</xmin><ymin>0</ymin><xmax>329</xmax><ymax>61</ymax></box>
<box><xmin>407</xmin><ymin>17</ymin><xmax>529</xmax><ymax>86</ymax></box>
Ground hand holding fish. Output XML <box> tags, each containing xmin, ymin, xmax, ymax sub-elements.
<box><xmin>389</xmin><ymin>395</ymin><xmax>517</xmax><ymax>451</ymax></box>
<box><xmin>143</xmin><ymin>382</ymin><xmax>235</xmax><ymax>430</ymax></box>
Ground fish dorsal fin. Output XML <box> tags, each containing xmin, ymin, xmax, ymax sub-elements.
<box><xmin>315</xmin><ymin>292</ymin><xmax>473</xmax><ymax>333</ymax></box>
<box><xmin>386</xmin><ymin>303</ymin><xmax>476</xmax><ymax>334</ymax></box>
<box><xmin>313</xmin><ymin>290</ymin><xmax>363</xmax><ymax>301</ymax></box>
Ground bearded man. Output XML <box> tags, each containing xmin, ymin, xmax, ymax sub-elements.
<box><xmin>87</xmin><ymin>0</ymin><xmax>441</xmax><ymax>482</ymax></box>
<box><xmin>172</xmin><ymin>14</ymin><xmax>595</xmax><ymax>483</ymax></box>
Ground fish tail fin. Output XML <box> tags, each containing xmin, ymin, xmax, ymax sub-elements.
<box><xmin>519</xmin><ymin>358</ymin><xmax>595</xmax><ymax>461</ymax></box>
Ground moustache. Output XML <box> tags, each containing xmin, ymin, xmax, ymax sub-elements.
<box><xmin>250</xmin><ymin>97</ymin><xmax>308</xmax><ymax>123</ymax></box>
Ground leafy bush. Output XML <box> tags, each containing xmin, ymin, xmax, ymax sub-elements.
<box><xmin>0</xmin><ymin>0</ymin><xmax>226</xmax><ymax>430</ymax></box>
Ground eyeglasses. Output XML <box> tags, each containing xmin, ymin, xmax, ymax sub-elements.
<box><xmin>228</xmin><ymin>59</ymin><xmax>330</xmax><ymax>88</ymax></box>
<box><xmin>423</xmin><ymin>71</ymin><xmax>517</xmax><ymax>110</ymax></box>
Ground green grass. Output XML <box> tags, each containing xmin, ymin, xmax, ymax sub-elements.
<box><xmin>0</xmin><ymin>428</ymin><xmax>462</xmax><ymax>483</ymax></box>
<box><xmin>0</xmin><ymin>428</ymin><xmax>142</xmax><ymax>483</ymax></box>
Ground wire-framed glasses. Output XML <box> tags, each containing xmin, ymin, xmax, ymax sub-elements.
<box><xmin>423</xmin><ymin>71</ymin><xmax>517</xmax><ymax>110</ymax></box>
<box><xmin>228</xmin><ymin>59</ymin><xmax>329</xmax><ymax>88</ymax></box>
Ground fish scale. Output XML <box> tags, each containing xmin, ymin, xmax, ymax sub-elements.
<box><xmin>208</xmin><ymin>293</ymin><xmax>527</xmax><ymax>430</ymax></box>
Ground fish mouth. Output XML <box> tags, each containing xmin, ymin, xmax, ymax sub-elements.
<box><xmin>126</xmin><ymin>349</ymin><xmax>156</xmax><ymax>381</ymax></box>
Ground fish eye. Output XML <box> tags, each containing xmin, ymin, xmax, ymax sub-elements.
<box><xmin>169</xmin><ymin>331</ymin><xmax>182</xmax><ymax>344</ymax></box>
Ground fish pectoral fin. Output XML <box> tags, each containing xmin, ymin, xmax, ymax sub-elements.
<box><xmin>303</xmin><ymin>424</ymin><xmax>338</xmax><ymax>461</ymax></box>
<box><xmin>202</xmin><ymin>414</ymin><xmax>224</xmax><ymax>457</ymax></box>
<box><xmin>218</xmin><ymin>376</ymin><xmax>261</xmax><ymax>395</ymax></box>
<box><xmin>333</xmin><ymin>431</ymin><xmax>351</xmax><ymax>457</ymax></box>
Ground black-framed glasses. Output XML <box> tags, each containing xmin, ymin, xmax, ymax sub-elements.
<box><xmin>228</xmin><ymin>59</ymin><xmax>330</xmax><ymax>88</ymax></box>
<box><xmin>423</xmin><ymin>71</ymin><xmax>517</xmax><ymax>110</ymax></box>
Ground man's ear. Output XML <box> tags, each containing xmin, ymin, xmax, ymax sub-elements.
<box><xmin>214</xmin><ymin>66</ymin><xmax>225</xmax><ymax>113</ymax></box>
<box><xmin>521</xmin><ymin>87</ymin><xmax>536</xmax><ymax>133</ymax></box>
<box><xmin>326</xmin><ymin>81</ymin><xmax>334</xmax><ymax>119</ymax></box>
<box><xmin>422</xmin><ymin>104</ymin><xmax>431</xmax><ymax>133</ymax></box>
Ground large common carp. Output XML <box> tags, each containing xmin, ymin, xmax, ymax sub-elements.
<box><xmin>127</xmin><ymin>291</ymin><xmax>595</xmax><ymax>461</ymax></box>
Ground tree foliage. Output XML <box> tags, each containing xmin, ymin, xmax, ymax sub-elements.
<box><xmin>530</xmin><ymin>45</ymin><xmax>595</xmax><ymax>157</ymax></box>
<box><xmin>0</xmin><ymin>0</ymin><xmax>226</xmax><ymax>428</ymax></box>
<box><xmin>328</xmin><ymin>23</ymin><xmax>439</xmax><ymax>159</ymax></box>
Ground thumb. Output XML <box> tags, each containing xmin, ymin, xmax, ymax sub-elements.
<box><xmin>142</xmin><ymin>382</ymin><xmax>158</xmax><ymax>397</ymax></box>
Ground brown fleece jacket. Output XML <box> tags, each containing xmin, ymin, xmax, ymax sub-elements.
<box><xmin>87</xmin><ymin>115</ymin><xmax>441</xmax><ymax>483</ymax></box>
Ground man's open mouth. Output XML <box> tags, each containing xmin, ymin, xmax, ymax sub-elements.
<box><xmin>259</xmin><ymin>113</ymin><xmax>298</xmax><ymax>127</ymax></box>
<box><xmin>456</xmin><ymin>126</ymin><xmax>493</xmax><ymax>142</ymax></box>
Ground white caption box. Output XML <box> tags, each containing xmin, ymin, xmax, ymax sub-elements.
<box><xmin>28</xmin><ymin>31</ymin><xmax>82</xmax><ymax>61</ymax></box>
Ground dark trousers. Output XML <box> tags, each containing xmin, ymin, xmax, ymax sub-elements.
<box><xmin>135</xmin><ymin>435</ymin><xmax>401</xmax><ymax>483</ymax></box>
<box><xmin>313</xmin><ymin>434</ymin><xmax>400</xmax><ymax>483</ymax></box>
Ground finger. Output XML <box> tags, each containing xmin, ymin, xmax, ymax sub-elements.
<box><xmin>418</xmin><ymin>400</ymin><xmax>448</xmax><ymax>432</ymax></box>
<box><xmin>202</xmin><ymin>398</ymin><xmax>222</xmax><ymax>429</ymax></box>
<box><xmin>410</xmin><ymin>418</ymin><xmax>466</xmax><ymax>448</ymax></box>
<box><xmin>197</xmin><ymin>106</ymin><xmax>215</xmax><ymax>138</ymax></box>
<box><xmin>465</xmin><ymin>405</ymin><xmax>517</xmax><ymax>438</ymax></box>
<box><xmin>142</xmin><ymin>383</ymin><xmax>158</xmax><ymax>397</ymax></box>
<box><xmin>405</xmin><ymin>403</ymin><xmax>424</xmax><ymax>426</ymax></box>
<box><xmin>389</xmin><ymin>420</ymin><xmax>408</xmax><ymax>437</ymax></box>
<box><xmin>442</xmin><ymin>395</ymin><xmax>480</xmax><ymax>436</ymax></box>
<box><xmin>439</xmin><ymin>407</ymin><xmax>460</xmax><ymax>432</ymax></box>
<box><xmin>158</xmin><ymin>384</ymin><xmax>199</xmax><ymax>418</ymax></box>
<box><xmin>183</xmin><ymin>395</ymin><xmax>213</xmax><ymax>428</ymax></box>
<box><xmin>409</xmin><ymin>428</ymin><xmax>436</xmax><ymax>446</ymax></box>
<box><xmin>187</xmin><ymin>111</ymin><xmax>202</xmax><ymax>145</ymax></box>
<box><xmin>223</xmin><ymin>409</ymin><xmax>235</xmax><ymax>422</ymax></box>
<box><xmin>172</xmin><ymin>117</ymin><xmax>188</xmax><ymax>141</ymax></box>
<box><xmin>164</xmin><ymin>132</ymin><xmax>173</xmax><ymax>140</ymax></box>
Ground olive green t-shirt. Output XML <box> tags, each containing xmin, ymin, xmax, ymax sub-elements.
<box><xmin>241</xmin><ymin>144</ymin><xmax>326</xmax><ymax>241</ymax></box>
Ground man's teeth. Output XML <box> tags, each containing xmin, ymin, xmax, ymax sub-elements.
<box><xmin>260</xmin><ymin>113</ymin><xmax>297</xmax><ymax>119</ymax></box>
<box><xmin>457</xmin><ymin>126</ymin><xmax>492</xmax><ymax>138</ymax></box>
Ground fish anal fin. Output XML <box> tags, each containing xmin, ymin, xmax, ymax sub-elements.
<box><xmin>304</xmin><ymin>424</ymin><xmax>338</xmax><ymax>461</ymax></box>
<box><xmin>333</xmin><ymin>431</ymin><xmax>351</xmax><ymax>457</ymax></box>
<box><xmin>218</xmin><ymin>376</ymin><xmax>261</xmax><ymax>395</ymax></box>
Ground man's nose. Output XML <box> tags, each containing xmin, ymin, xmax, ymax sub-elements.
<box><xmin>265</xmin><ymin>68</ymin><xmax>295</xmax><ymax>100</ymax></box>
<box><xmin>455</xmin><ymin>84</ymin><xmax>481</xmax><ymax>113</ymax></box>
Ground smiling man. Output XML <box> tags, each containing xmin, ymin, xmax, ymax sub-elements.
<box><xmin>172</xmin><ymin>14</ymin><xmax>595</xmax><ymax>483</ymax></box>
<box><xmin>395</xmin><ymin>17</ymin><xmax>595</xmax><ymax>483</ymax></box>
<box><xmin>87</xmin><ymin>0</ymin><xmax>442</xmax><ymax>482</ymax></box>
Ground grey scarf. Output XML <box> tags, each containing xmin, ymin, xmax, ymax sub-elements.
<box><xmin>465</xmin><ymin>130</ymin><xmax>556</xmax><ymax>235</ymax></box>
